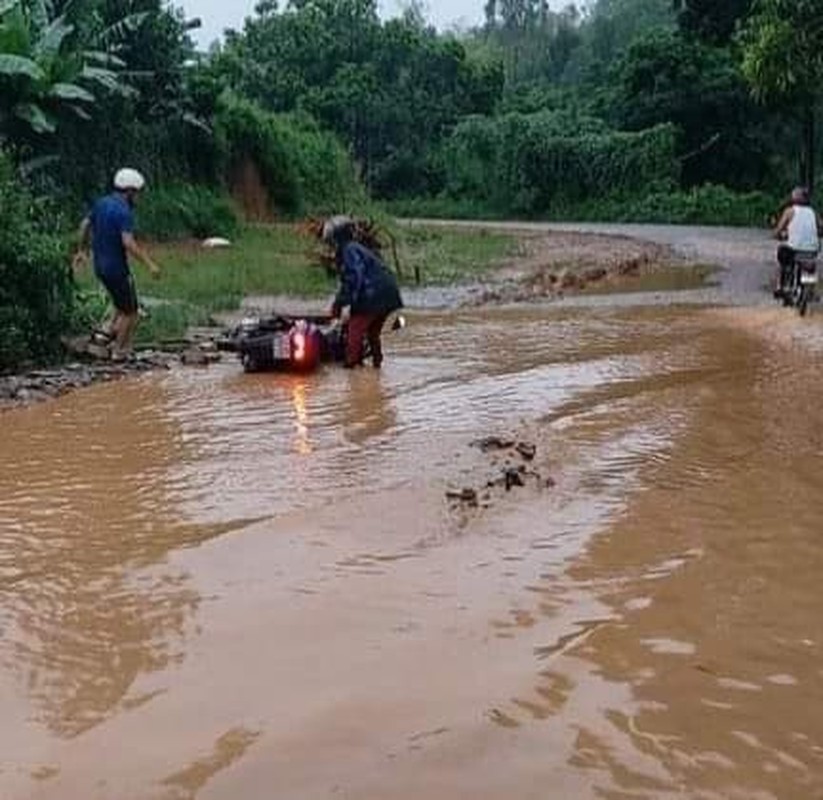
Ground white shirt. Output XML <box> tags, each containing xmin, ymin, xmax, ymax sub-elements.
<box><xmin>788</xmin><ymin>205</ymin><xmax>820</xmax><ymax>252</ymax></box>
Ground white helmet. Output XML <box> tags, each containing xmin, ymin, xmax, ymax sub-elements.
<box><xmin>113</xmin><ymin>168</ymin><xmax>146</xmax><ymax>192</ymax></box>
<box><xmin>321</xmin><ymin>215</ymin><xmax>353</xmax><ymax>244</ymax></box>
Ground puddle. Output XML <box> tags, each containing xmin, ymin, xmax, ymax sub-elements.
<box><xmin>1</xmin><ymin>303</ymin><xmax>822</xmax><ymax>799</ymax></box>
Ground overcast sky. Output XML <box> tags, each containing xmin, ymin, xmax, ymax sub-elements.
<box><xmin>180</xmin><ymin>1</ymin><xmax>486</xmax><ymax>47</ymax></box>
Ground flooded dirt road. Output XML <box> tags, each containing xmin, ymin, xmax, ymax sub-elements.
<box><xmin>3</xmin><ymin>263</ymin><xmax>823</xmax><ymax>797</ymax></box>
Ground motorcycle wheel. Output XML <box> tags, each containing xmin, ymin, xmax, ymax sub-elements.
<box><xmin>798</xmin><ymin>286</ymin><xmax>811</xmax><ymax>317</ymax></box>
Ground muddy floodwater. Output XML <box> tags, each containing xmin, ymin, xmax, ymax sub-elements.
<box><xmin>2</xmin><ymin>297</ymin><xmax>823</xmax><ymax>798</ymax></box>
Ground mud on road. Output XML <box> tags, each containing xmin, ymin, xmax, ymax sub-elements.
<box><xmin>2</xmin><ymin>224</ymin><xmax>823</xmax><ymax>800</ymax></box>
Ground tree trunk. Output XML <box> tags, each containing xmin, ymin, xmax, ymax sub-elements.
<box><xmin>801</xmin><ymin>102</ymin><xmax>816</xmax><ymax>193</ymax></box>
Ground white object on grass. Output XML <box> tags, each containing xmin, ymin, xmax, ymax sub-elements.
<box><xmin>202</xmin><ymin>237</ymin><xmax>233</xmax><ymax>249</ymax></box>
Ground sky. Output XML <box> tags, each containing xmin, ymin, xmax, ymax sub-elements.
<box><xmin>180</xmin><ymin>0</ymin><xmax>486</xmax><ymax>48</ymax></box>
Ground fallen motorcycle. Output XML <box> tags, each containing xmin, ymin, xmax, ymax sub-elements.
<box><xmin>216</xmin><ymin>313</ymin><xmax>405</xmax><ymax>373</ymax></box>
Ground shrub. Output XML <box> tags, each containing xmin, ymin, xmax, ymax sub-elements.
<box><xmin>388</xmin><ymin>184</ymin><xmax>777</xmax><ymax>227</ymax></box>
<box><xmin>0</xmin><ymin>152</ymin><xmax>74</xmax><ymax>371</ymax></box>
<box><xmin>552</xmin><ymin>184</ymin><xmax>777</xmax><ymax>226</ymax></box>
<box><xmin>214</xmin><ymin>94</ymin><xmax>363</xmax><ymax>217</ymax></box>
<box><xmin>440</xmin><ymin>111</ymin><xmax>679</xmax><ymax>214</ymax></box>
<box><xmin>137</xmin><ymin>184</ymin><xmax>240</xmax><ymax>241</ymax></box>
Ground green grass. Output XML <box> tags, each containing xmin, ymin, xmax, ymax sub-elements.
<box><xmin>75</xmin><ymin>223</ymin><xmax>519</xmax><ymax>345</ymax></box>
<box><xmin>395</xmin><ymin>225</ymin><xmax>520</xmax><ymax>285</ymax></box>
<box><xmin>143</xmin><ymin>225</ymin><xmax>333</xmax><ymax>309</ymax></box>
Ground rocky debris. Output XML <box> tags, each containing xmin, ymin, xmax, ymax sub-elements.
<box><xmin>0</xmin><ymin>334</ymin><xmax>229</xmax><ymax>411</ymax></box>
<box><xmin>503</xmin><ymin>467</ymin><xmax>526</xmax><ymax>491</ymax></box>
<box><xmin>472</xmin><ymin>436</ymin><xmax>538</xmax><ymax>463</ymax></box>
<box><xmin>446</xmin><ymin>488</ymin><xmax>480</xmax><ymax>508</ymax></box>
<box><xmin>486</xmin><ymin>465</ymin><xmax>537</xmax><ymax>491</ymax></box>
<box><xmin>447</xmin><ymin>435</ymin><xmax>554</xmax><ymax>513</ymax></box>
<box><xmin>184</xmin><ymin>326</ymin><xmax>225</xmax><ymax>345</ymax></box>
<box><xmin>473</xmin><ymin>435</ymin><xmax>516</xmax><ymax>452</ymax></box>
<box><xmin>180</xmin><ymin>346</ymin><xmax>222</xmax><ymax>367</ymax></box>
<box><xmin>583</xmin><ymin>267</ymin><xmax>609</xmax><ymax>283</ymax></box>
<box><xmin>469</xmin><ymin>234</ymin><xmax>683</xmax><ymax>307</ymax></box>
<box><xmin>0</xmin><ymin>355</ymin><xmax>176</xmax><ymax>411</ymax></box>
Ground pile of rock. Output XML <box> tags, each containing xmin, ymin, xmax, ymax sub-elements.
<box><xmin>446</xmin><ymin>436</ymin><xmax>555</xmax><ymax>511</ymax></box>
<box><xmin>0</xmin><ymin>354</ymin><xmax>175</xmax><ymax>410</ymax></box>
<box><xmin>0</xmin><ymin>324</ymin><xmax>233</xmax><ymax>411</ymax></box>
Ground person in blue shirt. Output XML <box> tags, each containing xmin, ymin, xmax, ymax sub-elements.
<box><xmin>322</xmin><ymin>216</ymin><xmax>403</xmax><ymax>368</ymax></box>
<box><xmin>74</xmin><ymin>168</ymin><xmax>161</xmax><ymax>360</ymax></box>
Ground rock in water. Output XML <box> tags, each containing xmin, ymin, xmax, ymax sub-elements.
<box><xmin>181</xmin><ymin>349</ymin><xmax>210</xmax><ymax>367</ymax></box>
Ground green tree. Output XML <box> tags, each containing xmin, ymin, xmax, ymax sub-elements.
<box><xmin>675</xmin><ymin>0</ymin><xmax>753</xmax><ymax>44</ymax></box>
<box><xmin>214</xmin><ymin>0</ymin><xmax>503</xmax><ymax>195</ymax></box>
<box><xmin>740</xmin><ymin>0</ymin><xmax>823</xmax><ymax>190</ymax></box>
<box><xmin>612</xmin><ymin>29</ymin><xmax>776</xmax><ymax>188</ymax></box>
<box><xmin>556</xmin><ymin>0</ymin><xmax>673</xmax><ymax>85</ymax></box>
<box><xmin>0</xmin><ymin>0</ymin><xmax>130</xmax><ymax>144</ymax></box>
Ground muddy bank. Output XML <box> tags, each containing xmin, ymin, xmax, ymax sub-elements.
<box><xmin>471</xmin><ymin>230</ymin><xmax>709</xmax><ymax>305</ymax></box>
<box><xmin>407</xmin><ymin>219</ymin><xmax>777</xmax><ymax>303</ymax></box>
<box><xmin>0</xmin><ymin>356</ymin><xmax>172</xmax><ymax>411</ymax></box>
<box><xmin>0</xmin><ymin>341</ymin><xmax>226</xmax><ymax>413</ymax></box>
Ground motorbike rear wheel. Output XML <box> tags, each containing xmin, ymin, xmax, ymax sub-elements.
<box><xmin>798</xmin><ymin>285</ymin><xmax>813</xmax><ymax>317</ymax></box>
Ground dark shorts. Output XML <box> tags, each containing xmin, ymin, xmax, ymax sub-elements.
<box><xmin>97</xmin><ymin>271</ymin><xmax>137</xmax><ymax>314</ymax></box>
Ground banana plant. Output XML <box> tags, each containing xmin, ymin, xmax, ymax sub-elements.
<box><xmin>0</xmin><ymin>0</ymin><xmax>142</xmax><ymax>142</ymax></box>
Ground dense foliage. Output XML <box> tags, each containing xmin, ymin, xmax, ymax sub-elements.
<box><xmin>2</xmin><ymin>0</ymin><xmax>815</xmax><ymax>219</ymax></box>
<box><xmin>205</xmin><ymin>0</ymin><xmax>812</xmax><ymax>210</ymax></box>
<box><xmin>0</xmin><ymin>152</ymin><xmax>73</xmax><ymax>371</ymax></box>
<box><xmin>441</xmin><ymin>112</ymin><xmax>678</xmax><ymax>213</ymax></box>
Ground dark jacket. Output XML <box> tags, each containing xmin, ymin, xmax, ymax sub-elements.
<box><xmin>334</xmin><ymin>242</ymin><xmax>403</xmax><ymax>316</ymax></box>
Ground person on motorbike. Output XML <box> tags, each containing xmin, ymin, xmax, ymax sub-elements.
<box><xmin>322</xmin><ymin>216</ymin><xmax>403</xmax><ymax>369</ymax></box>
<box><xmin>773</xmin><ymin>186</ymin><xmax>821</xmax><ymax>298</ymax></box>
<box><xmin>74</xmin><ymin>168</ymin><xmax>161</xmax><ymax>359</ymax></box>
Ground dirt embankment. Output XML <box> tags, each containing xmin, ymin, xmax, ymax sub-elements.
<box><xmin>475</xmin><ymin>230</ymin><xmax>689</xmax><ymax>304</ymax></box>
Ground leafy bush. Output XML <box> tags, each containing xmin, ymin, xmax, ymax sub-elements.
<box><xmin>553</xmin><ymin>184</ymin><xmax>777</xmax><ymax>226</ymax></box>
<box><xmin>215</xmin><ymin>95</ymin><xmax>303</xmax><ymax>214</ymax></box>
<box><xmin>0</xmin><ymin>152</ymin><xmax>74</xmax><ymax>371</ymax></box>
<box><xmin>137</xmin><ymin>184</ymin><xmax>239</xmax><ymax>241</ymax></box>
<box><xmin>54</xmin><ymin>109</ymin><xmax>222</xmax><ymax>215</ymax></box>
<box><xmin>388</xmin><ymin>184</ymin><xmax>776</xmax><ymax>227</ymax></box>
<box><xmin>440</xmin><ymin>111</ymin><xmax>679</xmax><ymax>214</ymax></box>
<box><xmin>214</xmin><ymin>95</ymin><xmax>362</xmax><ymax>217</ymax></box>
<box><xmin>276</xmin><ymin>112</ymin><xmax>365</xmax><ymax>213</ymax></box>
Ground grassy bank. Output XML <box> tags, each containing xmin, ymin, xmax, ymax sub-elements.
<box><xmin>75</xmin><ymin>223</ymin><xmax>519</xmax><ymax>344</ymax></box>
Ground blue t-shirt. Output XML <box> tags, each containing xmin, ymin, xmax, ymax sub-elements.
<box><xmin>90</xmin><ymin>194</ymin><xmax>134</xmax><ymax>278</ymax></box>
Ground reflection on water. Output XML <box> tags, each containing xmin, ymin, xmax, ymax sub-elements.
<box><xmin>0</xmin><ymin>384</ymin><xmax>260</xmax><ymax>740</ymax></box>
<box><xmin>291</xmin><ymin>381</ymin><xmax>311</xmax><ymax>456</ymax></box>
<box><xmin>1</xmin><ymin>305</ymin><xmax>822</xmax><ymax>799</ymax></box>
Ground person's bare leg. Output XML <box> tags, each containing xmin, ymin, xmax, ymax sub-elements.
<box><xmin>101</xmin><ymin>309</ymin><xmax>117</xmax><ymax>336</ymax></box>
<box><xmin>112</xmin><ymin>312</ymin><xmax>138</xmax><ymax>359</ymax></box>
<box><xmin>108</xmin><ymin>310</ymin><xmax>123</xmax><ymax>337</ymax></box>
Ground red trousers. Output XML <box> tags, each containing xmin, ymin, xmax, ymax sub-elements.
<box><xmin>346</xmin><ymin>313</ymin><xmax>387</xmax><ymax>367</ymax></box>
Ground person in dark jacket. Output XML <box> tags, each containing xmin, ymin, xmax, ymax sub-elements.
<box><xmin>323</xmin><ymin>216</ymin><xmax>403</xmax><ymax>368</ymax></box>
